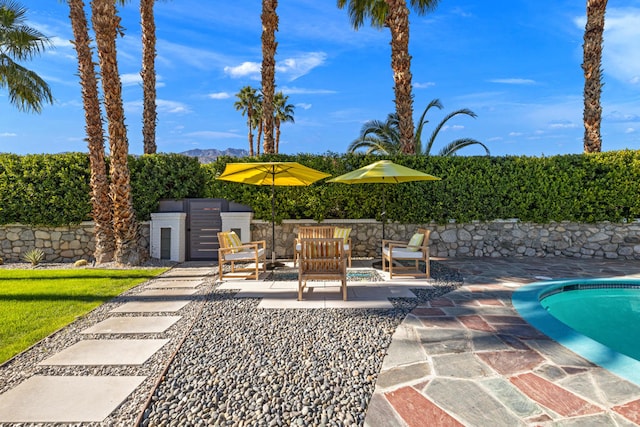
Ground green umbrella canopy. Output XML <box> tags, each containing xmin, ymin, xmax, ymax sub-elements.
<box><xmin>327</xmin><ymin>160</ymin><xmax>440</xmax><ymax>184</ymax></box>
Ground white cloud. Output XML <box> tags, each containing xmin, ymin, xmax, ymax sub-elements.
<box><xmin>224</xmin><ymin>61</ymin><xmax>261</xmax><ymax>79</ymax></box>
<box><xmin>157</xmin><ymin>99</ymin><xmax>191</xmax><ymax>114</ymax></box>
<box><xmin>224</xmin><ymin>52</ymin><xmax>328</xmax><ymax>81</ymax></box>
<box><xmin>208</xmin><ymin>92</ymin><xmax>231</xmax><ymax>100</ymax></box>
<box><xmin>125</xmin><ymin>99</ymin><xmax>191</xmax><ymax>114</ymax></box>
<box><xmin>549</xmin><ymin>121</ymin><xmax>577</xmax><ymax>129</ymax></box>
<box><xmin>121</xmin><ymin>73</ymin><xmax>142</xmax><ymax>86</ymax></box>
<box><xmin>488</xmin><ymin>78</ymin><xmax>536</xmax><ymax>85</ymax></box>
<box><xmin>625</xmin><ymin>127</ymin><xmax>636</xmax><ymax>134</ymax></box>
<box><xmin>414</xmin><ymin>82</ymin><xmax>436</xmax><ymax>89</ymax></box>
<box><xmin>297</xmin><ymin>103</ymin><xmax>312</xmax><ymax>110</ymax></box>
<box><xmin>277</xmin><ymin>52</ymin><xmax>327</xmax><ymax>81</ymax></box>
<box><xmin>280</xmin><ymin>86</ymin><xmax>336</xmax><ymax>95</ymax></box>
<box><xmin>509</xmin><ymin>132</ymin><xmax>523</xmax><ymax>137</ymax></box>
<box><xmin>0</xmin><ymin>132</ymin><xmax>17</xmax><ymax>137</ymax></box>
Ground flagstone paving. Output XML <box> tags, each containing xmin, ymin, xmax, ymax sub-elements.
<box><xmin>365</xmin><ymin>257</ymin><xmax>640</xmax><ymax>426</ymax></box>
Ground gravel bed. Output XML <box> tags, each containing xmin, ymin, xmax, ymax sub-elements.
<box><xmin>139</xmin><ymin>262</ymin><xmax>461</xmax><ymax>427</ymax></box>
<box><xmin>0</xmin><ymin>262</ymin><xmax>462</xmax><ymax>427</ymax></box>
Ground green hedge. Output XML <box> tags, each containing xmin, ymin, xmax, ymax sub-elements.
<box><xmin>204</xmin><ymin>150</ymin><xmax>640</xmax><ymax>224</ymax></box>
<box><xmin>0</xmin><ymin>153</ymin><xmax>206</xmax><ymax>225</ymax></box>
<box><xmin>1</xmin><ymin>150</ymin><xmax>638</xmax><ymax>226</ymax></box>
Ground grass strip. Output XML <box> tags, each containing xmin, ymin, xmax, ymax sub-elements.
<box><xmin>0</xmin><ymin>268</ymin><xmax>167</xmax><ymax>364</ymax></box>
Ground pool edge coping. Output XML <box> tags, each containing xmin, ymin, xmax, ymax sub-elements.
<box><xmin>512</xmin><ymin>278</ymin><xmax>640</xmax><ymax>387</ymax></box>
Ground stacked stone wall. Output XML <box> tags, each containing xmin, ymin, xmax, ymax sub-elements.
<box><xmin>251</xmin><ymin>219</ymin><xmax>640</xmax><ymax>260</ymax></box>
<box><xmin>0</xmin><ymin>222</ymin><xmax>150</xmax><ymax>263</ymax></box>
<box><xmin>2</xmin><ymin>219</ymin><xmax>638</xmax><ymax>263</ymax></box>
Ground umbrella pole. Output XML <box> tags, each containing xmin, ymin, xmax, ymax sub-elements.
<box><xmin>271</xmin><ymin>182</ymin><xmax>276</xmax><ymax>264</ymax></box>
<box><xmin>267</xmin><ymin>180</ymin><xmax>285</xmax><ymax>270</ymax></box>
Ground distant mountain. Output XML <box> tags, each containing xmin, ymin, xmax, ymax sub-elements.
<box><xmin>179</xmin><ymin>148</ymin><xmax>248</xmax><ymax>163</ymax></box>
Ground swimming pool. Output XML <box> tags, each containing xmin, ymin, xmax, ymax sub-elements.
<box><xmin>513</xmin><ymin>278</ymin><xmax>640</xmax><ymax>386</ymax></box>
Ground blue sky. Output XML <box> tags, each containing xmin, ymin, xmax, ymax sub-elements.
<box><xmin>3</xmin><ymin>0</ymin><xmax>640</xmax><ymax>157</ymax></box>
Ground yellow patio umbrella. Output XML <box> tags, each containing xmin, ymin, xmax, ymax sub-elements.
<box><xmin>217</xmin><ymin>162</ymin><xmax>331</xmax><ymax>268</ymax></box>
<box><xmin>327</xmin><ymin>160</ymin><xmax>440</xmax><ymax>239</ymax></box>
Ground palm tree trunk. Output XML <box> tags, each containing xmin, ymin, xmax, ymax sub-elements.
<box><xmin>261</xmin><ymin>0</ymin><xmax>278</xmax><ymax>154</ymax></box>
<box><xmin>582</xmin><ymin>0</ymin><xmax>607</xmax><ymax>153</ymax></box>
<box><xmin>141</xmin><ymin>0</ymin><xmax>157</xmax><ymax>154</ymax></box>
<box><xmin>68</xmin><ymin>0</ymin><xmax>114</xmax><ymax>264</ymax></box>
<box><xmin>91</xmin><ymin>0</ymin><xmax>141</xmax><ymax>265</ymax></box>
<box><xmin>257</xmin><ymin>121</ymin><xmax>263</xmax><ymax>156</ymax></box>
<box><xmin>247</xmin><ymin>110</ymin><xmax>255</xmax><ymax>156</ymax></box>
<box><xmin>275</xmin><ymin>117</ymin><xmax>281</xmax><ymax>153</ymax></box>
<box><xmin>386</xmin><ymin>0</ymin><xmax>415</xmax><ymax>154</ymax></box>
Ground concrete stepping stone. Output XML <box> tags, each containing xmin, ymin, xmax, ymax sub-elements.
<box><xmin>0</xmin><ymin>375</ymin><xmax>146</xmax><ymax>423</ymax></box>
<box><xmin>81</xmin><ymin>316</ymin><xmax>182</xmax><ymax>334</ymax></box>
<box><xmin>110</xmin><ymin>300</ymin><xmax>190</xmax><ymax>313</ymax></box>
<box><xmin>146</xmin><ymin>279</ymin><xmax>203</xmax><ymax>289</ymax></box>
<box><xmin>137</xmin><ymin>288</ymin><xmax>198</xmax><ymax>297</ymax></box>
<box><xmin>39</xmin><ymin>339</ymin><xmax>169</xmax><ymax>366</ymax></box>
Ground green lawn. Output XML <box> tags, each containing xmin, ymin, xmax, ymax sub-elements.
<box><xmin>0</xmin><ymin>268</ymin><xmax>167</xmax><ymax>364</ymax></box>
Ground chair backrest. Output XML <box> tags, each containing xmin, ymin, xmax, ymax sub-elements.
<box><xmin>297</xmin><ymin>226</ymin><xmax>335</xmax><ymax>239</ymax></box>
<box><xmin>299</xmin><ymin>238</ymin><xmax>345</xmax><ymax>276</ymax></box>
<box><xmin>416</xmin><ymin>228</ymin><xmax>431</xmax><ymax>243</ymax></box>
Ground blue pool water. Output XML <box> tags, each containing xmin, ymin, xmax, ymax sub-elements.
<box><xmin>513</xmin><ymin>278</ymin><xmax>640</xmax><ymax>386</ymax></box>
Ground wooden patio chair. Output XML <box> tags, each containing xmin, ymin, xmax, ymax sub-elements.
<box><xmin>217</xmin><ymin>231</ymin><xmax>266</xmax><ymax>280</ymax></box>
<box><xmin>298</xmin><ymin>238</ymin><xmax>347</xmax><ymax>301</ymax></box>
<box><xmin>294</xmin><ymin>226</ymin><xmax>352</xmax><ymax>267</ymax></box>
<box><xmin>381</xmin><ymin>228</ymin><xmax>431</xmax><ymax>279</ymax></box>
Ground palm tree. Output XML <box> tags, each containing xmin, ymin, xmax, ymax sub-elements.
<box><xmin>582</xmin><ymin>0</ymin><xmax>607</xmax><ymax>153</ymax></box>
<box><xmin>348</xmin><ymin>99</ymin><xmax>490</xmax><ymax>156</ymax></box>
<box><xmin>141</xmin><ymin>0</ymin><xmax>157</xmax><ymax>154</ymax></box>
<box><xmin>91</xmin><ymin>0</ymin><xmax>141</xmax><ymax>265</ymax></box>
<box><xmin>261</xmin><ymin>0</ymin><xmax>278</xmax><ymax>154</ymax></box>
<box><xmin>337</xmin><ymin>0</ymin><xmax>440</xmax><ymax>154</ymax></box>
<box><xmin>0</xmin><ymin>0</ymin><xmax>53</xmax><ymax>113</ymax></box>
<box><xmin>273</xmin><ymin>91</ymin><xmax>294</xmax><ymax>153</ymax></box>
<box><xmin>68</xmin><ymin>0</ymin><xmax>114</xmax><ymax>264</ymax></box>
<box><xmin>234</xmin><ymin>85</ymin><xmax>261</xmax><ymax>156</ymax></box>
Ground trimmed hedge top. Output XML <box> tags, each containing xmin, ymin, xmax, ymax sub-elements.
<box><xmin>1</xmin><ymin>150</ymin><xmax>638</xmax><ymax>226</ymax></box>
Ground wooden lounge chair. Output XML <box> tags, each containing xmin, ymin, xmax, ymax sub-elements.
<box><xmin>298</xmin><ymin>238</ymin><xmax>347</xmax><ymax>301</ymax></box>
<box><xmin>217</xmin><ymin>231</ymin><xmax>266</xmax><ymax>280</ymax></box>
<box><xmin>294</xmin><ymin>226</ymin><xmax>352</xmax><ymax>267</ymax></box>
<box><xmin>381</xmin><ymin>228</ymin><xmax>431</xmax><ymax>279</ymax></box>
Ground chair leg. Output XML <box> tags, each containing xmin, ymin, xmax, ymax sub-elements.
<box><xmin>342</xmin><ymin>279</ymin><xmax>347</xmax><ymax>301</ymax></box>
<box><xmin>298</xmin><ymin>279</ymin><xmax>306</xmax><ymax>301</ymax></box>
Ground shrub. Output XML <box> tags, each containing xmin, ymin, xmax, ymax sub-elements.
<box><xmin>74</xmin><ymin>259</ymin><xmax>88</xmax><ymax>267</ymax></box>
<box><xmin>22</xmin><ymin>248</ymin><xmax>45</xmax><ymax>266</ymax></box>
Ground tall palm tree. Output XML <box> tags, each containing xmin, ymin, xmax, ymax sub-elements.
<box><xmin>91</xmin><ymin>0</ymin><xmax>140</xmax><ymax>265</ymax></box>
<box><xmin>234</xmin><ymin>85</ymin><xmax>261</xmax><ymax>156</ymax></box>
<box><xmin>0</xmin><ymin>0</ymin><xmax>53</xmax><ymax>113</ymax></box>
<box><xmin>68</xmin><ymin>0</ymin><xmax>114</xmax><ymax>264</ymax></box>
<box><xmin>273</xmin><ymin>91</ymin><xmax>294</xmax><ymax>153</ymax></box>
<box><xmin>348</xmin><ymin>99</ymin><xmax>489</xmax><ymax>156</ymax></box>
<box><xmin>582</xmin><ymin>0</ymin><xmax>607</xmax><ymax>153</ymax></box>
<box><xmin>261</xmin><ymin>0</ymin><xmax>278</xmax><ymax>154</ymax></box>
<box><xmin>141</xmin><ymin>0</ymin><xmax>157</xmax><ymax>154</ymax></box>
<box><xmin>337</xmin><ymin>0</ymin><xmax>440</xmax><ymax>154</ymax></box>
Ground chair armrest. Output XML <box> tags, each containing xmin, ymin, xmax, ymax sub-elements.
<box><xmin>248</xmin><ymin>240</ymin><xmax>266</xmax><ymax>249</ymax></box>
<box><xmin>219</xmin><ymin>242</ymin><xmax>263</xmax><ymax>255</ymax></box>
<box><xmin>387</xmin><ymin>242</ymin><xmax>429</xmax><ymax>252</ymax></box>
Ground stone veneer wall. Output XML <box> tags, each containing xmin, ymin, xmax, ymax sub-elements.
<box><xmin>251</xmin><ymin>219</ymin><xmax>640</xmax><ymax>260</ymax></box>
<box><xmin>2</xmin><ymin>219</ymin><xmax>638</xmax><ymax>263</ymax></box>
<box><xmin>0</xmin><ymin>222</ymin><xmax>150</xmax><ymax>263</ymax></box>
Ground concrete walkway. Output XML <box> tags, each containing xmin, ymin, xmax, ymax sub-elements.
<box><xmin>2</xmin><ymin>258</ymin><xmax>640</xmax><ymax>425</ymax></box>
<box><xmin>0</xmin><ymin>264</ymin><xmax>212</xmax><ymax>424</ymax></box>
